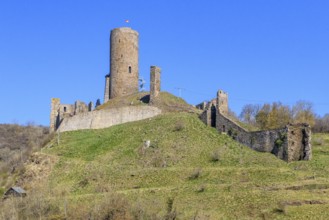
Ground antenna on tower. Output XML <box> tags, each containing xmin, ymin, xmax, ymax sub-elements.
<box><xmin>139</xmin><ymin>77</ymin><xmax>147</xmax><ymax>91</ymax></box>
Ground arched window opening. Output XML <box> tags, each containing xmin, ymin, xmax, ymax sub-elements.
<box><xmin>129</xmin><ymin>66</ymin><xmax>132</xmax><ymax>73</ymax></box>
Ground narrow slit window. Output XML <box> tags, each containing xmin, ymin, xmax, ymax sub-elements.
<box><xmin>129</xmin><ymin>66</ymin><xmax>132</xmax><ymax>73</ymax></box>
<box><xmin>64</xmin><ymin>107</ymin><xmax>67</xmax><ymax>112</ymax></box>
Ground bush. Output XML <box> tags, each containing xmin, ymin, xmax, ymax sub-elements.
<box><xmin>174</xmin><ymin>121</ymin><xmax>185</xmax><ymax>131</ymax></box>
<box><xmin>196</xmin><ymin>185</ymin><xmax>206</xmax><ymax>193</ymax></box>
<box><xmin>189</xmin><ymin>168</ymin><xmax>202</xmax><ymax>180</ymax></box>
<box><xmin>210</xmin><ymin>150</ymin><xmax>220</xmax><ymax>162</ymax></box>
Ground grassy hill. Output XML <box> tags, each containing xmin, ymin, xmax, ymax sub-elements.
<box><xmin>1</xmin><ymin>105</ymin><xmax>329</xmax><ymax>219</ymax></box>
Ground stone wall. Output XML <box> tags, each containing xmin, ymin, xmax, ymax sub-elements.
<box><xmin>50</xmin><ymin>98</ymin><xmax>60</xmax><ymax>132</ymax></box>
<box><xmin>104</xmin><ymin>74</ymin><xmax>110</xmax><ymax>103</ymax></box>
<box><xmin>50</xmin><ymin>99</ymin><xmax>92</xmax><ymax>132</ymax></box>
<box><xmin>217</xmin><ymin>90</ymin><xmax>228</xmax><ymax>114</ymax></box>
<box><xmin>199</xmin><ymin>90</ymin><xmax>312</xmax><ymax>162</ymax></box>
<box><xmin>286</xmin><ymin>124</ymin><xmax>312</xmax><ymax>161</ymax></box>
<box><xmin>150</xmin><ymin>66</ymin><xmax>161</xmax><ymax>104</ymax></box>
<box><xmin>200</xmin><ymin>109</ymin><xmax>212</xmax><ymax>127</ymax></box>
<box><xmin>216</xmin><ymin>112</ymin><xmax>250</xmax><ymax>146</ymax></box>
<box><xmin>214</xmin><ymin>110</ymin><xmax>311</xmax><ymax>162</ymax></box>
<box><xmin>58</xmin><ymin>106</ymin><xmax>162</xmax><ymax>132</ymax></box>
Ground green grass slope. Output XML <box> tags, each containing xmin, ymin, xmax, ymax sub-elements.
<box><xmin>27</xmin><ymin>112</ymin><xmax>328</xmax><ymax>219</ymax></box>
<box><xmin>2</xmin><ymin>112</ymin><xmax>329</xmax><ymax>219</ymax></box>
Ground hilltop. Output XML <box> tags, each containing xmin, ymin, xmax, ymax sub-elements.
<box><xmin>1</xmin><ymin>107</ymin><xmax>329</xmax><ymax>219</ymax></box>
<box><xmin>97</xmin><ymin>91</ymin><xmax>199</xmax><ymax>113</ymax></box>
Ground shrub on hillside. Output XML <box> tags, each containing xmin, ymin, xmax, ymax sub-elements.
<box><xmin>210</xmin><ymin>150</ymin><xmax>220</xmax><ymax>162</ymax></box>
<box><xmin>189</xmin><ymin>168</ymin><xmax>202</xmax><ymax>180</ymax></box>
<box><xmin>174</xmin><ymin>120</ymin><xmax>185</xmax><ymax>131</ymax></box>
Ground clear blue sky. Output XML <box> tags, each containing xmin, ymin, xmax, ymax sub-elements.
<box><xmin>0</xmin><ymin>0</ymin><xmax>328</xmax><ymax>126</ymax></box>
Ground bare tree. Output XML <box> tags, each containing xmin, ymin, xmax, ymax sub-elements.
<box><xmin>239</xmin><ymin>104</ymin><xmax>260</xmax><ymax>125</ymax></box>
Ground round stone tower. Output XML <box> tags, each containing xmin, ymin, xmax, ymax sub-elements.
<box><xmin>109</xmin><ymin>27</ymin><xmax>139</xmax><ymax>99</ymax></box>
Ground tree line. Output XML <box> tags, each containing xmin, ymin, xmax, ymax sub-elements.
<box><xmin>239</xmin><ymin>101</ymin><xmax>329</xmax><ymax>132</ymax></box>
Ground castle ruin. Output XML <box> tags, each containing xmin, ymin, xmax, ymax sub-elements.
<box><xmin>50</xmin><ymin>99</ymin><xmax>93</xmax><ymax>132</ymax></box>
<box><xmin>50</xmin><ymin>27</ymin><xmax>311</xmax><ymax>162</ymax></box>
<box><xmin>50</xmin><ymin>27</ymin><xmax>162</xmax><ymax>132</ymax></box>
<box><xmin>197</xmin><ymin>91</ymin><xmax>312</xmax><ymax>162</ymax></box>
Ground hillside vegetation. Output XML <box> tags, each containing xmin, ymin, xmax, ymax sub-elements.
<box><xmin>1</xmin><ymin>111</ymin><xmax>329</xmax><ymax>219</ymax></box>
<box><xmin>0</xmin><ymin>124</ymin><xmax>50</xmax><ymax>194</ymax></box>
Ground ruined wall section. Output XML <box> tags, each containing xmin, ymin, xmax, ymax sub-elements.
<box><xmin>74</xmin><ymin>101</ymin><xmax>88</xmax><ymax>114</ymax></box>
<box><xmin>217</xmin><ymin>90</ymin><xmax>228</xmax><ymax>114</ymax></box>
<box><xmin>216</xmin><ymin>112</ymin><xmax>251</xmax><ymax>146</ymax></box>
<box><xmin>200</xmin><ymin>109</ymin><xmax>212</xmax><ymax>126</ymax></box>
<box><xmin>249</xmin><ymin>128</ymin><xmax>288</xmax><ymax>160</ymax></box>
<box><xmin>150</xmin><ymin>66</ymin><xmax>161</xmax><ymax>104</ymax></box>
<box><xmin>50</xmin><ymin>98</ymin><xmax>60</xmax><ymax>132</ymax></box>
<box><xmin>199</xmin><ymin>90</ymin><xmax>312</xmax><ymax>162</ymax></box>
<box><xmin>196</xmin><ymin>102</ymin><xmax>207</xmax><ymax>110</ymax></box>
<box><xmin>58</xmin><ymin>106</ymin><xmax>162</xmax><ymax>132</ymax></box>
<box><xmin>287</xmin><ymin>124</ymin><xmax>312</xmax><ymax>161</ymax></box>
<box><xmin>110</xmin><ymin>27</ymin><xmax>139</xmax><ymax>99</ymax></box>
<box><xmin>104</xmin><ymin>74</ymin><xmax>110</xmax><ymax>103</ymax></box>
<box><xmin>50</xmin><ymin>99</ymin><xmax>91</xmax><ymax>132</ymax></box>
<box><xmin>215</xmin><ymin>111</ymin><xmax>311</xmax><ymax>162</ymax></box>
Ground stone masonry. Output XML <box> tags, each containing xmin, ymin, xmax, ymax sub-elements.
<box><xmin>104</xmin><ymin>27</ymin><xmax>139</xmax><ymax>101</ymax></box>
<box><xmin>104</xmin><ymin>74</ymin><xmax>110</xmax><ymax>103</ymax></box>
<box><xmin>150</xmin><ymin>66</ymin><xmax>161</xmax><ymax>104</ymax></box>
<box><xmin>217</xmin><ymin>90</ymin><xmax>228</xmax><ymax>115</ymax></box>
<box><xmin>50</xmin><ymin>98</ymin><xmax>60</xmax><ymax>132</ymax></box>
<box><xmin>50</xmin><ymin>98</ymin><xmax>92</xmax><ymax>132</ymax></box>
<box><xmin>198</xmin><ymin>90</ymin><xmax>312</xmax><ymax>162</ymax></box>
<box><xmin>51</xmin><ymin>27</ymin><xmax>164</xmax><ymax>133</ymax></box>
<box><xmin>58</xmin><ymin>106</ymin><xmax>162</xmax><ymax>132</ymax></box>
